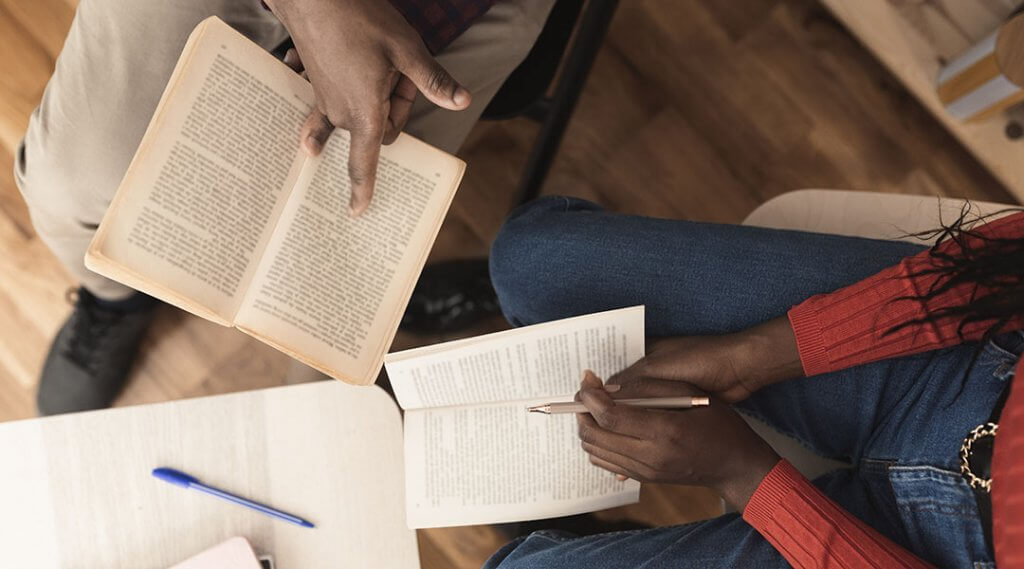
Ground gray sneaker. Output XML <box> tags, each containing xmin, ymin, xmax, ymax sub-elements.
<box><xmin>37</xmin><ymin>288</ymin><xmax>157</xmax><ymax>415</ymax></box>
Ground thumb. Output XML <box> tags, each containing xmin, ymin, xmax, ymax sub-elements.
<box><xmin>395</xmin><ymin>42</ymin><xmax>471</xmax><ymax>110</ymax></box>
<box><xmin>575</xmin><ymin>369</ymin><xmax>610</xmax><ymax>402</ymax></box>
<box><xmin>301</xmin><ymin>110</ymin><xmax>334</xmax><ymax>156</ymax></box>
<box><xmin>582</xmin><ymin>369</ymin><xmax>604</xmax><ymax>390</ymax></box>
<box><xmin>606</xmin><ymin>359</ymin><xmax>648</xmax><ymax>386</ymax></box>
<box><xmin>283</xmin><ymin>47</ymin><xmax>304</xmax><ymax>74</ymax></box>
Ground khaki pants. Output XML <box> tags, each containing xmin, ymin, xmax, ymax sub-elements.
<box><xmin>15</xmin><ymin>0</ymin><xmax>553</xmax><ymax>300</ymax></box>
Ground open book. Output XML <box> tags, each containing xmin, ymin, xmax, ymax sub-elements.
<box><xmin>385</xmin><ymin>306</ymin><xmax>645</xmax><ymax>528</ymax></box>
<box><xmin>85</xmin><ymin>17</ymin><xmax>465</xmax><ymax>385</ymax></box>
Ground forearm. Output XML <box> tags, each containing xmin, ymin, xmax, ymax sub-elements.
<box><xmin>732</xmin><ymin>315</ymin><xmax>804</xmax><ymax>392</ymax></box>
<box><xmin>715</xmin><ymin>445</ymin><xmax>780</xmax><ymax>511</ymax></box>
<box><xmin>744</xmin><ymin>461</ymin><xmax>936</xmax><ymax>569</ymax></box>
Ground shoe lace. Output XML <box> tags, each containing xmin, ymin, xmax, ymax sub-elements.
<box><xmin>62</xmin><ymin>289</ymin><xmax>133</xmax><ymax>373</ymax></box>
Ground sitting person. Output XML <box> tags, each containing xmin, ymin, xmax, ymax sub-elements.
<box><xmin>484</xmin><ymin>196</ymin><xmax>1022</xmax><ymax>568</ymax></box>
<box><xmin>16</xmin><ymin>0</ymin><xmax>553</xmax><ymax>414</ymax></box>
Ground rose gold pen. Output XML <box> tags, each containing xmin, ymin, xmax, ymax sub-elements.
<box><xmin>526</xmin><ymin>396</ymin><xmax>710</xmax><ymax>415</ymax></box>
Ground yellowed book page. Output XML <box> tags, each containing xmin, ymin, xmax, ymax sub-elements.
<box><xmin>86</xmin><ymin>17</ymin><xmax>310</xmax><ymax>324</ymax></box>
<box><xmin>403</xmin><ymin>401</ymin><xmax>641</xmax><ymax>528</ymax></box>
<box><xmin>385</xmin><ymin>306</ymin><xmax>645</xmax><ymax>410</ymax></box>
<box><xmin>236</xmin><ymin>129</ymin><xmax>465</xmax><ymax>385</ymax></box>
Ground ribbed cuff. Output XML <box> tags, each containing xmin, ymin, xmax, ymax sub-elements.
<box><xmin>787</xmin><ymin>304</ymin><xmax>831</xmax><ymax>376</ymax></box>
<box><xmin>742</xmin><ymin>459</ymin><xmax>805</xmax><ymax>530</ymax></box>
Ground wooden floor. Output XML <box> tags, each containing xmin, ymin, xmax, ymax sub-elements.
<box><xmin>0</xmin><ymin>0</ymin><xmax>1016</xmax><ymax>567</ymax></box>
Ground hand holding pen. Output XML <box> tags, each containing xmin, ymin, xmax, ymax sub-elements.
<box><xmin>571</xmin><ymin>370</ymin><xmax>781</xmax><ymax>512</ymax></box>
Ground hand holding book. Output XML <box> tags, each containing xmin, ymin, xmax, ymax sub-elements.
<box><xmin>86</xmin><ymin>18</ymin><xmax>465</xmax><ymax>385</ymax></box>
<box><xmin>264</xmin><ymin>0</ymin><xmax>472</xmax><ymax>215</ymax></box>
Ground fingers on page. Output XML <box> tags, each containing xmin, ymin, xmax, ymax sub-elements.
<box><xmin>346</xmin><ymin>126</ymin><xmax>385</xmax><ymax>216</ymax></box>
<box><xmin>301</xmin><ymin>111</ymin><xmax>333</xmax><ymax>156</ymax></box>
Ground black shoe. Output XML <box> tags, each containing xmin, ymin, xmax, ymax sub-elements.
<box><xmin>400</xmin><ymin>258</ymin><xmax>502</xmax><ymax>334</ymax></box>
<box><xmin>37</xmin><ymin>288</ymin><xmax>157</xmax><ymax>415</ymax></box>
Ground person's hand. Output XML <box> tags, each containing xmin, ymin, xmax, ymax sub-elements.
<box><xmin>575</xmin><ymin>371</ymin><xmax>780</xmax><ymax>510</ymax></box>
<box><xmin>267</xmin><ymin>0</ymin><xmax>472</xmax><ymax>215</ymax></box>
<box><xmin>609</xmin><ymin>316</ymin><xmax>804</xmax><ymax>403</ymax></box>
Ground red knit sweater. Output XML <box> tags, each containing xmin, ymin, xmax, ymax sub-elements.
<box><xmin>742</xmin><ymin>212</ymin><xmax>1024</xmax><ymax>568</ymax></box>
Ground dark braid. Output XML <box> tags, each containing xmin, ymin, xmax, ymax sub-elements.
<box><xmin>884</xmin><ymin>203</ymin><xmax>1024</xmax><ymax>401</ymax></box>
<box><xmin>889</xmin><ymin>203</ymin><xmax>1024</xmax><ymax>342</ymax></box>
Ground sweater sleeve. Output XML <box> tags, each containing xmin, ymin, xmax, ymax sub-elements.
<box><xmin>788</xmin><ymin>211</ymin><xmax>1024</xmax><ymax>376</ymax></box>
<box><xmin>743</xmin><ymin>460</ymin><xmax>935</xmax><ymax>569</ymax></box>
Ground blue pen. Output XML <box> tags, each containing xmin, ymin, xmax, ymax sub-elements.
<box><xmin>152</xmin><ymin>467</ymin><xmax>315</xmax><ymax>528</ymax></box>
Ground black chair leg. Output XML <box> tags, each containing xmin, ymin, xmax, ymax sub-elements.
<box><xmin>514</xmin><ymin>0</ymin><xmax>621</xmax><ymax>205</ymax></box>
<box><xmin>401</xmin><ymin>0</ymin><xmax>620</xmax><ymax>336</ymax></box>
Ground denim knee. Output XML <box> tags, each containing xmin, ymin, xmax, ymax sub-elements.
<box><xmin>482</xmin><ymin>531</ymin><xmax>578</xmax><ymax>569</ymax></box>
<box><xmin>489</xmin><ymin>196</ymin><xmax>596</xmax><ymax>325</ymax></box>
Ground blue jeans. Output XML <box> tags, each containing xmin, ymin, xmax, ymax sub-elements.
<box><xmin>484</xmin><ymin>197</ymin><xmax>1017</xmax><ymax>569</ymax></box>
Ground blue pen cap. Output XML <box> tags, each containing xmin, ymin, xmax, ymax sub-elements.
<box><xmin>152</xmin><ymin>467</ymin><xmax>199</xmax><ymax>488</ymax></box>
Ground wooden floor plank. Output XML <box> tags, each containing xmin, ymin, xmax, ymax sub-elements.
<box><xmin>0</xmin><ymin>0</ymin><xmax>75</xmax><ymax>59</ymax></box>
<box><xmin>0</xmin><ymin>6</ymin><xmax>57</xmax><ymax>152</ymax></box>
<box><xmin>418</xmin><ymin>526</ymin><xmax>508</xmax><ymax>569</ymax></box>
<box><xmin>0</xmin><ymin>147</ymin><xmax>35</xmax><ymax>238</ymax></box>
<box><xmin>0</xmin><ymin>149</ymin><xmax>74</xmax><ymax>389</ymax></box>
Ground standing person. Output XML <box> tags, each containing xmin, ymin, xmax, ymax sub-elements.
<box><xmin>485</xmin><ymin>196</ymin><xmax>1023</xmax><ymax>568</ymax></box>
<box><xmin>15</xmin><ymin>0</ymin><xmax>554</xmax><ymax>415</ymax></box>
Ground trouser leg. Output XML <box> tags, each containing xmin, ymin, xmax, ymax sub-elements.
<box><xmin>484</xmin><ymin>512</ymin><xmax>792</xmax><ymax>569</ymax></box>
<box><xmin>490</xmin><ymin>196</ymin><xmax>926</xmax><ymax>333</ymax></box>
<box><xmin>14</xmin><ymin>0</ymin><xmax>289</xmax><ymax>299</ymax></box>
<box><xmin>403</xmin><ymin>0</ymin><xmax>555</xmax><ymax>154</ymax></box>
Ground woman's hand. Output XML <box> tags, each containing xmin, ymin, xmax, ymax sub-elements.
<box><xmin>576</xmin><ymin>371</ymin><xmax>780</xmax><ymax>510</ymax></box>
<box><xmin>266</xmin><ymin>0</ymin><xmax>471</xmax><ymax>215</ymax></box>
<box><xmin>609</xmin><ymin>316</ymin><xmax>804</xmax><ymax>403</ymax></box>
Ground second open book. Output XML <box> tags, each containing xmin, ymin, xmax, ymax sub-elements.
<box><xmin>386</xmin><ymin>306</ymin><xmax>645</xmax><ymax>528</ymax></box>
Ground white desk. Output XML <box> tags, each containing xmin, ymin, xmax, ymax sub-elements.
<box><xmin>0</xmin><ymin>381</ymin><xmax>418</xmax><ymax>569</ymax></box>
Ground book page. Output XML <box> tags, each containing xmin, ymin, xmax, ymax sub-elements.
<box><xmin>86</xmin><ymin>18</ymin><xmax>310</xmax><ymax>323</ymax></box>
<box><xmin>404</xmin><ymin>401</ymin><xmax>641</xmax><ymax>528</ymax></box>
<box><xmin>236</xmin><ymin>129</ymin><xmax>464</xmax><ymax>385</ymax></box>
<box><xmin>386</xmin><ymin>306</ymin><xmax>645</xmax><ymax>410</ymax></box>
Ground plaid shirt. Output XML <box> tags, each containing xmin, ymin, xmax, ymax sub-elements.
<box><xmin>388</xmin><ymin>0</ymin><xmax>497</xmax><ymax>53</ymax></box>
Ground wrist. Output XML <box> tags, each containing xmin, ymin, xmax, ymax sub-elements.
<box><xmin>733</xmin><ymin>316</ymin><xmax>804</xmax><ymax>393</ymax></box>
<box><xmin>717</xmin><ymin>450</ymin><xmax>781</xmax><ymax>511</ymax></box>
